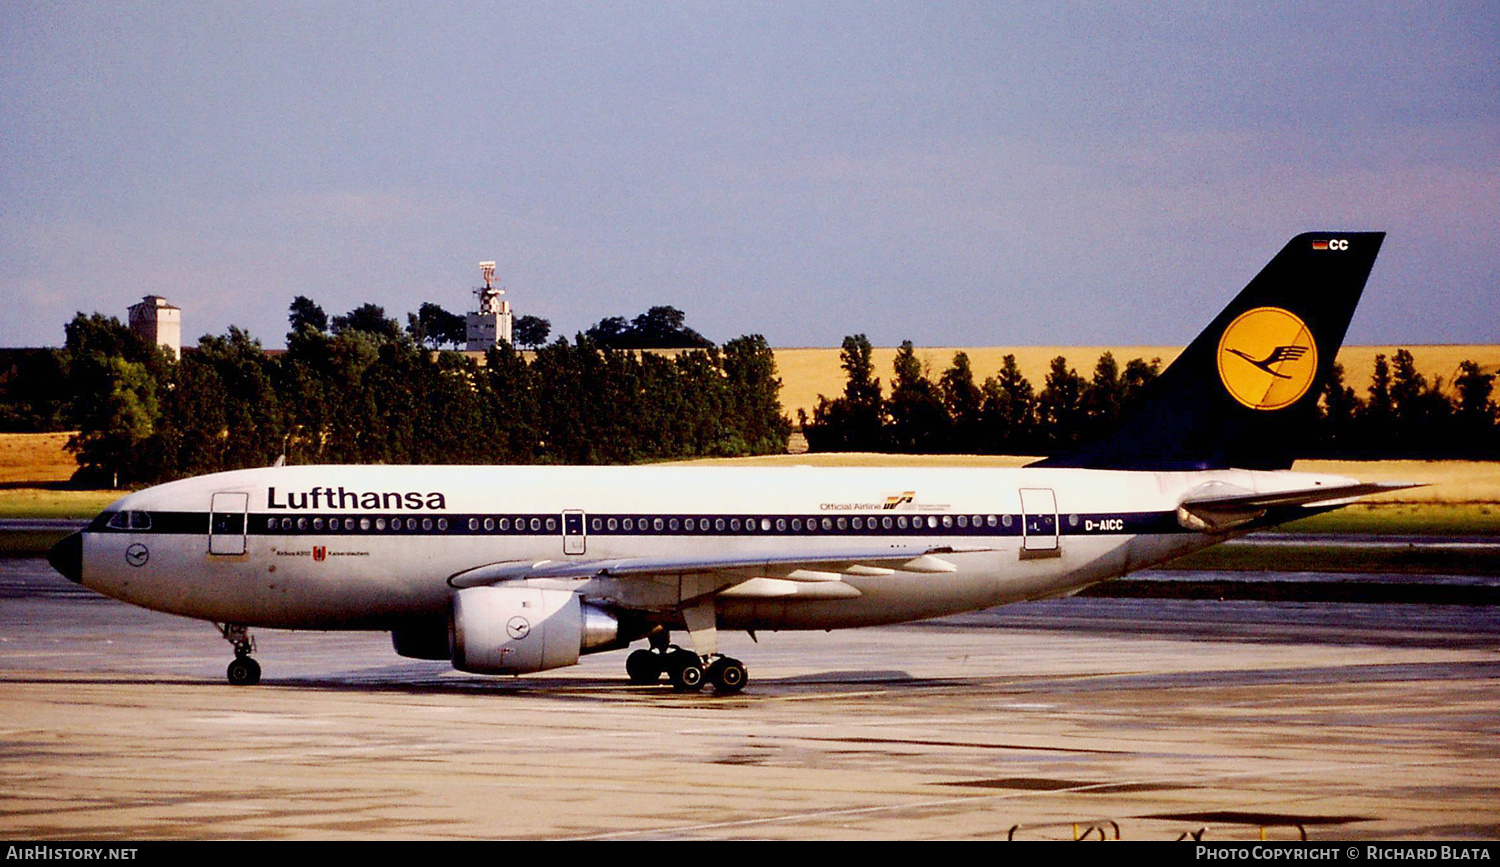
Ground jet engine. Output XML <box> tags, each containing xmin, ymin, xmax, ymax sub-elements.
<box><xmin>450</xmin><ymin>585</ymin><xmax>625</xmax><ymax>674</ymax></box>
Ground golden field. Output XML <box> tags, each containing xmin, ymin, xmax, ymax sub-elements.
<box><xmin>0</xmin><ymin>431</ymin><xmax>77</xmax><ymax>484</ymax></box>
<box><xmin>4</xmin><ymin>425</ymin><xmax>1498</xmax><ymax>505</ymax></box>
<box><xmin>675</xmin><ymin>451</ymin><xmax>1500</xmax><ymax>503</ymax></box>
<box><xmin>773</xmin><ymin>344</ymin><xmax>1500</xmax><ymax>420</ymax></box>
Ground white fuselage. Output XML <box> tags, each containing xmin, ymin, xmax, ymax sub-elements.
<box><xmin>75</xmin><ymin>463</ymin><xmax>1351</xmax><ymax>633</ymax></box>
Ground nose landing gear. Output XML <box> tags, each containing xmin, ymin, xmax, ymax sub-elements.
<box><xmin>226</xmin><ymin>655</ymin><xmax>261</xmax><ymax>686</ymax></box>
<box><xmin>218</xmin><ymin>623</ymin><xmax>261</xmax><ymax>686</ymax></box>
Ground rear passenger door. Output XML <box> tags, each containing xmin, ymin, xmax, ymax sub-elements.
<box><xmin>1019</xmin><ymin>488</ymin><xmax>1059</xmax><ymax>554</ymax></box>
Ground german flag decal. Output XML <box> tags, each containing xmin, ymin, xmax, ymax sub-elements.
<box><xmin>1216</xmin><ymin>307</ymin><xmax>1319</xmax><ymax>410</ymax></box>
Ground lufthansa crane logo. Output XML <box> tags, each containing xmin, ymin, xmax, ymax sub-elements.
<box><xmin>124</xmin><ymin>543</ymin><xmax>149</xmax><ymax>568</ymax></box>
<box><xmin>1216</xmin><ymin>307</ymin><xmax>1319</xmax><ymax>410</ymax></box>
<box><xmin>506</xmin><ymin>616</ymin><xmax>531</xmax><ymax>640</ymax></box>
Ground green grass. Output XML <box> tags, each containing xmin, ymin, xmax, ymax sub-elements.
<box><xmin>0</xmin><ymin>488</ymin><xmax>119</xmax><ymax>519</ymax></box>
<box><xmin>1083</xmin><ymin>579</ymin><xmax>1498</xmax><ymax>604</ymax></box>
<box><xmin>1158</xmin><ymin>543</ymin><xmax>1500</xmax><ymax>575</ymax></box>
<box><xmin>0</xmin><ymin>488</ymin><xmax>113</xmax><ymax>555</ymax></box>
<box><xmin>1149</xmin><ymin>504</ymin><xmax>1500</xmax><ymax>574</ymax></box>
<box><xmin>0</xmin><ymin>530</ymin><xmax>72</xmax><ymax>557</ymax></box>
<box><xmin>1275</xmin><ymin>503</ymin><xmax>1500</xmax><ymax>535</ymax></box>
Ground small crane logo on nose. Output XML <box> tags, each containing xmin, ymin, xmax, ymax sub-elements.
<box><xmin>125</xmin><ymin>544</ymin><xmax>149</xmax><ymax>567</ymax></box>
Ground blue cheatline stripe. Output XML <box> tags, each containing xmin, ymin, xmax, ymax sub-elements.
<box><xmin>85</xmin><ymin>509</ymin><xmax>1192</xmax><ymax>538</ymax></box>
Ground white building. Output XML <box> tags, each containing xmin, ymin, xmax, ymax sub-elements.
<box><xmin>127</xmin><ymin>295</ymin><xmax>181</xmax><ymax>359</ymax></box>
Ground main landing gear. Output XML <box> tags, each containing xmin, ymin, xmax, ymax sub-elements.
<box><xmin>218</xmin><ymin>623</ymin><xmax>261</xmax><ymax>686</ymax></box>
<box><xmin>625</xmin><ymin>633</ymin><xmax>747</xmax><ymax>694</ymax></box>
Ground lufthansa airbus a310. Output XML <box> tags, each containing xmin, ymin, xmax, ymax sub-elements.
<box><xmin>48</xmin><ymin>232</ymin><xmax>1405</xmax><ymax>693</ymax></box>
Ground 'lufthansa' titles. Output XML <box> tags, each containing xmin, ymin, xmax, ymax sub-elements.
<box><xmin>267</xmin><ymin>487</ymin><xmax>447</xmax><ymax>511</ymax></box>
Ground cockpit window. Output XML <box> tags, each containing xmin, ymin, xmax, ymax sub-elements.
<box><xmin>106</xmin><ymin>511</ymin><xmax>152</xmax><ymax>530</ymax></box>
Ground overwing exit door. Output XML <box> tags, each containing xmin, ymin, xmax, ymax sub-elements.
<box><xmin>562</xmin><ymin>510</ymin><xmax>586</xmax><ymax>555</ymax></box>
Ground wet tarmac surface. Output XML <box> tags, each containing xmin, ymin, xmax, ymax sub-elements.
<box><xmin>1</xmin><ymin>557</ymin><xmax>1496</xmax><ymax>840</ymax></box>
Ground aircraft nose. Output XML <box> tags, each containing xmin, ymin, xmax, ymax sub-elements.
<box><xmin>47</xmin><ymin>532</ymin><xmax>84</xmax><ymax>583</ymax></box>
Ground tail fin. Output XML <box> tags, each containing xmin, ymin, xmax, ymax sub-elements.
<box><xmin>1033</xmin><ymin>232</ymin><xmax>1385</xmax><ymax>471</ymax></box>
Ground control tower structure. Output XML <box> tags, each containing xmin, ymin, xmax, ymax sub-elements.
<box><xmin>465</xmin><ymin>261</ymin><xmax>513</xmax><ymax>350</ymax></box>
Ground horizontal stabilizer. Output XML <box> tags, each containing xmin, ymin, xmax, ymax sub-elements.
<box><xmin>1177</xmin><ymin>481</ymin><xmax>1419</xmax><ymax>532</ymax></box>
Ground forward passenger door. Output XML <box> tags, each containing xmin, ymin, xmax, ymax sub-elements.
<box><xmin>209</xmin><ymin>492</ymin><xmax>249</xmax><ymax>555</ymax></box>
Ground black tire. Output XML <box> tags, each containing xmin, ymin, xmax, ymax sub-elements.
<box><xmin>708</xmin><ymin>658</ymin><xmax>747</xmax><ymax>694</ymax></box>
<box><xmin>625</xmin><ymin>649</ymin><xmax>661</xmax><ymax>684</ymax></box>
<box><xmin>664</xmin><ymin>648</ymin><xmax>697</xmax><ymax>676</ymax></box>
<box><xmin>669</xmin><ymin>660</ymin><xmax>705</xmax><ymax>692</ymax></box>
<box><xmin>227</xmin><ymin>657</ymin><xmax>261</xmax><ymax>686</ymax></box>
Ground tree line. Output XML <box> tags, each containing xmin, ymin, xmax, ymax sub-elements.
<box><xmin>1315</xmin><ymin>351</ymin><xmax>1497</xmax><ymax>459</ymax></box>
<box><xmin>30</xmin><ymin>299</ymin><xmax>788</xmax><ymax>486</ymax></box>
<box><xmin>801</xmin><ymin>336</ymin><xmax>1499</xmax><ymax>459</ymax></box>
<box><xmin>3</xmin><ymin>312</ymin><xmax>1495</xmax><ymax>483</ymax></box>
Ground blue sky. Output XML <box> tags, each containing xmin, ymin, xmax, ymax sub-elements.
<box><xmin>3</xmin><ymin>2</ymin><xmax>1496</xmax><ymax>350</ymax></box>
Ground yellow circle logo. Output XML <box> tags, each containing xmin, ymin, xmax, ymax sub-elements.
<box><xmin>1216</xmin><ymin>307</ymin><xmax>1319</xmax><ymax>410</ymax></box>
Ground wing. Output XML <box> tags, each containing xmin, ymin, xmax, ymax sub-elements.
<box><xmin>449</xmin><ymin>543</ymin><xmax>997</xmax><ymax>585</ymax></box>
<box><xmin>1177</xmin><ymin>480</ymin><xmax>1419</xmax><ymax>532</ymax></box>
<box><xmin>447</xmin><ymin>540</ymin><xmax>996</xmax><ymax>600</ymax></box>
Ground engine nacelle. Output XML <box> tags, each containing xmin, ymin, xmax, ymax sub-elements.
<box><xmin>450</xmin><ymin>585</ymin><xmax>622</xmax><ymax>674</ymax></box>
